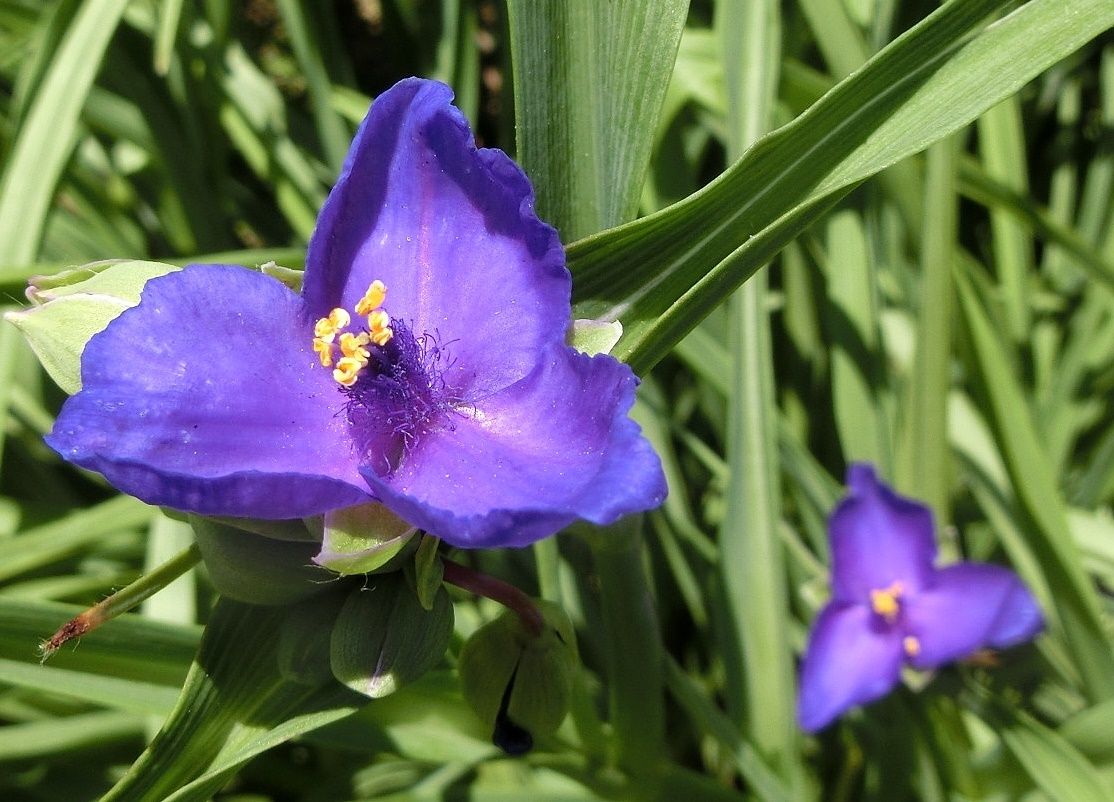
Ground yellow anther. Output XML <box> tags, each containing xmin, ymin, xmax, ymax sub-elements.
<box><xmin>314</xmin><ymin>307</ymin><xmax>351</xmax><ymax>342</ymax></box>
<box><xmin>332</xmin><ymin>356</ymin><xmax>365</xmax><ymax>387</ymax></box>
<box><xmin>869</xmin><ymin>581</ymin><xmax>904</xmax><ymax>623</ymax></box>
<box><xmin>367</xmin><ymin>309</ymin><xmax>393</xmax><ymax>346</ymax></box>
<box><xmin>903</xmin><ymin>636</ymin><xmax>921</xmax><ymax>658</ymax></box>
<box><xmin>339</xmin><ymin>331</ymin><xmax>371</xmax><ymax>363</ymax></box>
<box><xmin>354</xmin><ymin>280</ymin><xmax>388</xmax><ymax>316</ymax></box>
<box><xmin>312</xmin><ymin>337</ymin><xmax>334</xmax><ymax>367</ymax></box>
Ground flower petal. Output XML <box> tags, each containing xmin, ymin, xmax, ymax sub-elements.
<box><xmin>359</xmin><ymin>346</ymin><xmax>666</xmax><ymax>549</ymax></box>
<box><xmin>797</xmin><ymin>602</ymin><xmax>905</xmax><ymax>732</ymax></box>
<box><xmin>303</xmin><ymin>78</ymin><xmax>569</xmax><ymax>399</ymax></box>
<box><xmin>904</xmin><ymin>563</ymin><xmax>1044</xmax><ymax>670</ymax></box>
<box><xmin>829</xmin><ymin>463</ymin><xmax>938</xmax><ymax>603</ymax></box>
<box><xmin>47</xmin><ymin>265</ymin><xmax>371</xmax><ymax>518</ymax></box>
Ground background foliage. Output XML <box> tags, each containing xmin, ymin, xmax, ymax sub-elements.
<box><xmin>1</xmin><ymin>1</ymin><xmax>1113</xmax><ymax>800</ymax></box>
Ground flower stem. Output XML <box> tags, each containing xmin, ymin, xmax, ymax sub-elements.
<box><xmin>585</xmin><ymin>516</ymin><xmax>665</xmax><ymax>776</ymax></box>
<box><xmin>441</xmin><ymin>558</ymin><xmax>544</xmax><ymax>636</ymax></box>
<box><xmin>40</xmin><ymin>542</ymin><xmax>202</xmax><ymax>660</ymax></box>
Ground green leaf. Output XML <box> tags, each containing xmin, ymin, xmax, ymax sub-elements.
<box><xmin>329</xmin><ymin>573</ymin><xmax>454</xmax><ymax>699</ymax></box>
<box><xmin>5</xmin><ymin>260</ymin><xmax>180</xmax><ymax>393</ymax></box>
<box><xmin>0</xmin><ymin>0</ymin><xmax>129</xmax><ymax>264</ymax></box>
<box><xmin>506</xmin><ymin>0</ymin><xmax>690</xmax><ymax>239</ymax></box>
<box><xmin>999</xmin><ymin>709</ymin><xmax>1112</xmax><ymax>802</ymax></box>
<box><xmin>956</xmin><ymin>267</ymin><xmax>1114</xmax><ymax>701</ymax></box>
<box><xmin>566</xmin><ymin>0</ymin><xmax>1114</xmax><ymax>372</ymax></box>
<box><xmin>99</xmin><ymin>599</ymin><xmax>362</xmax><ymax>802</ymax></box>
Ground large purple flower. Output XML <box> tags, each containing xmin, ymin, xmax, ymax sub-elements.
<box><xmin>46</xmin><ymin>78</ymin><xmax>666</xmax><ymax>549</ymax></box>
<box><xmin>797</xmin><ymin>464</ymin><xmax>1043</xmax><ymax>732</ymax></box>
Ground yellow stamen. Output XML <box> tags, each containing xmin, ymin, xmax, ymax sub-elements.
<box><xmin>869</xmin><ymin>581</ymin><xmax>904</xmax><ymax>623</ymax></box>
<box><xmin>332</xmin><ymin>356</ymin><xmax>365</xmax><ymax>387</ymax></box>
<box><xmin>312</xmin><ymin>337</ymin><xmax>334</xmax><ymax>367</ymax></box>
<box><xmin>354</xmin><ymin>280</ymin><xmax>388</xmax><ymax>316</ymax></box>
<box><xmin>367</xmin><ymin>309</ymin><xmax>393</xmax><ymax>346</ymax></box>
<box><xmin>339</xmin><ymin>331</ymin><xmax>371</xmax><ymax>363</ymax></box>
<box><xmin>903</xmin><ymin>636</ymin><xmax>921</xmax><ymax>658</ymax></box>
<box><xmin>314</xmin><ymin>307</ymin><xmax>351</xmax><ymax>342</ymax></box>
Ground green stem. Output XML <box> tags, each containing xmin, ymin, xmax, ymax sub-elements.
<box><xmin>587</xmin><ymin>516</ymin><xmax>665</xmax><ymax>775</ymax></box>
<box><xmin>41</xmin><ymin>542</ymin><xmax>202</xmax><ymax>660</ymax></box>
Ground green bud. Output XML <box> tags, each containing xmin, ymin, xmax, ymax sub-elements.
<box><xmin>190</xmin><ymin>516</ymin><xmax>331</xmax><ymax>605</ymax></box>
<box><xmin>314</xmin><ymin>502</ymin><xmax>418</xmax><ymax>576</ymax></box>
<box><xmin>330</xmin><ymin>573</ymin><xmax>454</xmax><ymax>699</ymax></box>
<box><xmin>458</xmin><ymin>601</ymin><xmax>578</xmax><ymax>754</ymax></box>
<box><xmin>5</xmin><ymin>260</ymin><xmax>180</xmax><ymax>394</ymax></box>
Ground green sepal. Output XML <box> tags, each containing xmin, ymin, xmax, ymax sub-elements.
<box><xmin>412</xmin><ymin>533</ymin><xmax>443</xmax><ymax>611</ymax></box>
<box><xmin>190</xmin><ymin>516</ymin><xmax>332</xmax><ymax>606</ymax></box>
<box><xmin>259</xmin><ymin>260</ymin><xmax>305</xmax><ymax>292</ymax></box>
<box><xmin>5</xmin><ymin>259</ymin><xmax>180</xmax><ymax>394</ymax></box>
<box><xmin>568</xmin><ymin>318</ymin><xmax>623</xmax><ymax>356</ymax></box>
<box><xmin>313</xmin><ymin>502</ymin><xmax>418</xmax><ymax>575</ymax></box>
<box><xmin>458</xmin><ymin>601</ymin><xmax>578</xmax><ymax>743</ymax></box>
<box><xmin>329</xmin><ymin>572</ymin><xmax>454</xmax><ymax>698</ymax></box>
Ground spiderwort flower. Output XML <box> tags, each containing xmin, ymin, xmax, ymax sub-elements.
<box><xmin>797</xmin><ymin>464</ymin><xmax>1043</xmax><ymax>732</ymax></box>
<box><xmin>45</xmin><ymin>78</ymin><xmax>666</xmax><ymax>549</ymax></box>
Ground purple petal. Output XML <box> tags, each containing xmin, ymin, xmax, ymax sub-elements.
<box><xmin>47</xmin><ymin>265</ymin><xmax>371</xmax><ymax>518</ymax></box>
<box><xmin>797</xmin><ymin>602</ymin><xmax>905</xmax><ymax>732</ymax></box>
<box><xmin>829</xmin><ymin>463</ymin><xmax>938</xmax><ymax>604</ymax></box>
<box><xmin>359</xmin><ymin>346</ymin><xmax>666</xmax><ymax>549</ymax></box>
<box><xmin>904</xmin><ymin>563</ymin><xmax>1044</xmax><ymax>670</ymax></box>
<box><xmin>303</xmin><ymin>78</ymin><xmax>569</xmax><ymax>399</ymax></box>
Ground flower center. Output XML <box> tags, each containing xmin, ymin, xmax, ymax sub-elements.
<box><xmin>869</xmin><ymin>581</ymin><xmax>904</xmax><ymax>624</ymax></box>
<box><xmin>312</xmin><ymin>280</ymin><xmax>393</xmax><ymax>386</ymax></box>
<box><xmin>312</xmin><ymin>280</ymin><xmax>465</xmax><ymax>474</ymax></box>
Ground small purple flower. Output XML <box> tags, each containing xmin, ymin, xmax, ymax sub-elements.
<box><xmin>797</xmin><ymin>464</ymin><xmax>1043</xmax><ymax>732</ymax></box>
<box><xmin>46</xmin><ymin>78</ymin><xmax>666</xmax><ymax>549</ymax></box>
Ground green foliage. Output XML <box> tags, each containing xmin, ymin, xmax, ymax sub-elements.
<box><xmin>1</xmin><ymin>1</ymin><xmax>1113</xmax><ymax>801</ymax></box>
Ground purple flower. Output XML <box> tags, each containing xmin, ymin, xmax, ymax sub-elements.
<box><xmin>797</xmin><ymin>464</ymin><xmax>1043</xmax><ymax>732</ymax></box>
<box><xmin>46</xmin><ymin>78</ymin><xmax>666</xmax><ymax>549</ymax></box>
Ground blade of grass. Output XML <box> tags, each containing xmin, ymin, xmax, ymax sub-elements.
<box><xmin>0</xmin><ymin>0</ymin><xmax>129</xmax><ymax>264</ymax></box>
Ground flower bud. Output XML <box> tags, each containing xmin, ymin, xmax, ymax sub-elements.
<box><xmin>458</xmin><ymin>601</ymin><xmax>577</xmax><ymax>754</ymax></box>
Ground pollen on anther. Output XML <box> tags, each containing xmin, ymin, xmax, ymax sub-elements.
<box><xmin>339</xmin><ymin>331</ymin><xmax>371</xmax><ymax>363</ymax></box>
<box><xmin>314</xmin><ymin>307</ymin><xmax>351</xmax><ymax>341</ymax></box>
<box><xmin>312</xmin><ymin>338</ymin><xmax>334</xmax><ymax>367</ymax></box>
<box><xmin>355</xmin><ymin>280</ymin><xmax>387</xmax><ymax>316</ymax></box>
<box><xmin>903</xmin><ymin>636</ymin><xmax>921</xmax><ymax>658</ymax></box>
<box><xmin>368</xmin><ymin>309</ymin><xmax>393</xmax><ymax>346</ymax></box>
<box><xmin>333</xmin><ymin>356</ymin><xmax>364</xmax><ymax>387</ymax></box>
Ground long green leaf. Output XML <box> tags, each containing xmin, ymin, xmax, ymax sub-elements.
<box><xmin>0</xmin><ymin>0</ymin><xmax>129</xmax><ymax>264</ymax></box>
<box><xmin>507</xmin><ymin>0</ymin><xmax>690</xmax><ymax>240</ymax></box>
<box><xmin>566</xmin><ymin>0</ymin><xmax>1114</xmax><ymax>373</ymax></box>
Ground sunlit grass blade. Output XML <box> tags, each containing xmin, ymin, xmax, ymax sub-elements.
<box><xmin>0</xmin><ymin>0</ymin><xmax>129</xmax><ymax>264</ymax></box>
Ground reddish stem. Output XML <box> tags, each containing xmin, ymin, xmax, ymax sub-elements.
<box><xmin>441</xmin><ymin>559</ymin><xmax>544</xmax><ymax>636</ymax></box>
